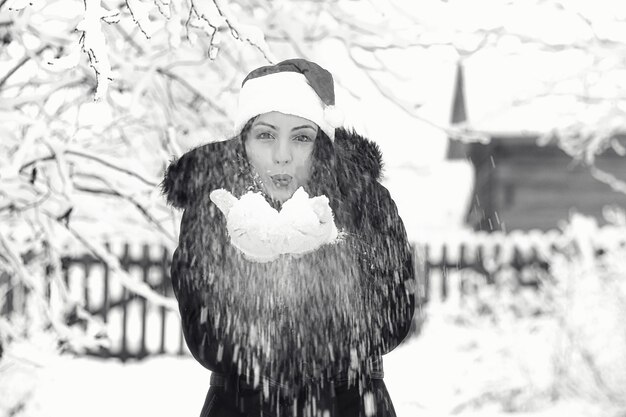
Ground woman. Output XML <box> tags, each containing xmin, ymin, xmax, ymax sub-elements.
<box><xmin>162</xmin><ymin>59</ymin><xmax>415</xmax><ymax>417</ymax></box>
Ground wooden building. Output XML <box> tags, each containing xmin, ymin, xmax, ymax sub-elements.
<box><xmin>464</xmin><ymin>136</ymin><xmax>626</xmax><ymax>231</ymax></box>
<box><xmin>447</xmin><ymin>63</ymin><xmax>626</xmax><ymax>232</ymax></box>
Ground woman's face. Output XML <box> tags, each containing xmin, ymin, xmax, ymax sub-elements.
<box><xmin>244</xmin><ymin>111</ymin><xmax>318</xmax><ymax>203</ymax></box>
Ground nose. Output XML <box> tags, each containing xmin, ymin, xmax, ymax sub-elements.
<box><xmin>272</xmin><ymin>138</ymin><xmax>292</xmax><ymax>165</ymax></box>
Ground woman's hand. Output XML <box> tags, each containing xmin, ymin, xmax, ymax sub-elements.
<box><xmin>210</xmin><ymin>187</ymin><xmax>339</xmax><ymax>262</ymax></box>
<box><xmin>210</xmin><ymin>188</ymin><xmax>283</xmax><ymax>262</ymax></box>
<box><xmin>277</xmin><ymin>188</ymin><xmax>338</xmax><ymax>255</ymax></box>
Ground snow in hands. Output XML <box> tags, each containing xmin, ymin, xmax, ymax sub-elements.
<box><xmin>210</xmin><ymin>187</ymin><xmax>339</xmax><ymax>262</ymax></box>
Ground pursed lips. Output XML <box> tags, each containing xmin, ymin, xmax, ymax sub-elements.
<box><xmin>270</xmin><ymin>174</ymin><xmax>293</xmax><ymax>187</ymax></box>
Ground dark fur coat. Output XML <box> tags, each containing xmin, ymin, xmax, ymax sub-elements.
<box><xmin>162</xmin><ymin>128</ymin><xmax>415</xmax><ymax>417</ymax></box>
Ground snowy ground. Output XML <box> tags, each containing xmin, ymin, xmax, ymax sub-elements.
<box><xmin>1</xmin><ymin>302</ymin><xmax>620</xmax><ymax>417</ymax></box>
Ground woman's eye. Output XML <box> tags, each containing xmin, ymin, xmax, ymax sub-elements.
<box><xmin>256</xmin><ymin>132</ymin><xmax>274</xmax><ymax>140</ymax></box>
<box><xmin>293</xmin><ymin>135</ymin><xmax>313</xmax><ymax>143</ymax></box>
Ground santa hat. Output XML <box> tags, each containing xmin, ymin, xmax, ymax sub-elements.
<box><xmin>234</xmin><ymin>59</ymin><xmax>344</xmax><ymax>141</ymax></box>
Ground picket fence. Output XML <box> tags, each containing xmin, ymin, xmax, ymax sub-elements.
<box><xmin>2</xmin><ymin>237</ymin><xmax>552</xmax><ymax>361</ymax></box>
<box><xmin>2</xmin><ymin>243</ymin><xmax>187</xmax><ymax>361</ymax></box>
<box><xmin>417</xmin><ymin>238</ymin><xmax>550</xmax><ymax>304</ymax></box>
<box><xmin>60</xmin><ymin>243</ymin><xmax>187</xmax><ymax>360</ymax></box>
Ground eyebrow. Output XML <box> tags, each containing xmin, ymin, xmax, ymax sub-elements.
<box><xmin>291</xmin><ymin>125</ymin><xmax>316</xmax><ymax>132</ymax></box>
<box><xmin>253</xmin><ymin>122</ymin><xmax>316</xmax><ymax>132</ymax></box>
<box><xmin>254</xmin><ymin>122</ymin><xmax>277</xmax><ymax>130</ymax></box>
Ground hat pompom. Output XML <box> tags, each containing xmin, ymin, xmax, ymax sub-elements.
<box><xmin>324</xmin><ymin>105</ymin><xmax>344</xmax><ymax>128</ymax></box>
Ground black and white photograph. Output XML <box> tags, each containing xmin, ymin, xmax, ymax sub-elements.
<box><xmin>1</xmin><ymin>1</ymin><xmax>625</xmax><ymax>416</ymax></box>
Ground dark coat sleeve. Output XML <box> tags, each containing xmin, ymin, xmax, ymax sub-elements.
<box><xmin>170</xmin><ymin>203</ymin><xmax>238</xmax><ymax>374</ymax></box>
<box><xmin>322</xmin><ymin>128</ymin><xmax>416</xmax><ymax>366</ymax></box>
<box><xmin>355</xmin><ymin>180</ymin><xmax>415</xmax><ymax>356</ymax></box>
<box><xmin>288</xmin><ymin>180</ymin><xmax>416</xmax><ymax>370</ymax></box>
<box><xmin>163</xmin><ymin>140</ymin><xmax>250</xmax><ymax>375</ymax></box>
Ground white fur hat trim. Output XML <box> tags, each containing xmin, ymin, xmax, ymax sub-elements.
<box><xmin>235</xmin><ymin>72</ymin><xmax>337</xmax><ymax>140</ymax></box>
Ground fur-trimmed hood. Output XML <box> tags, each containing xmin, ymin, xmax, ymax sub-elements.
<box><xmin>161</xmin><ymin>128</ymin><xmax>384</xmax><ymax>210</ymax></box>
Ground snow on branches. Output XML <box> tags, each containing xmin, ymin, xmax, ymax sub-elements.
<box><xmin>186</xmin><ymin>0</ymin><xmax>275</xmax><ymax>62</ymax></box>
<box><xmin>76</xmin><ymin>0</ymin><xmax>116</xmax><ymax>101</ymax></box>
<box><xmin>125</xmin><ymin>0</ymin><xmax>158</xmax><ymax>39</ymax></box>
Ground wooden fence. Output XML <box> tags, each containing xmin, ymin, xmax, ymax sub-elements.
<box><xmin>60</xmin><ymin>243</ymin><xmax>186</xmax><ymax>360</ymax></box>
<box><xmin>1</xmin><ymin>239</ymin><xmax>553</xmax><ymax>361</ymax></box>
<box><xmin>2</xmin><ymin>242</ymin><xmax>187</xmax><ymax>361</ymax></box>
<box><xmin>417</xmin><ymin>242</ymin><xmax>550</xmax><ymax>305</ymax></box>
